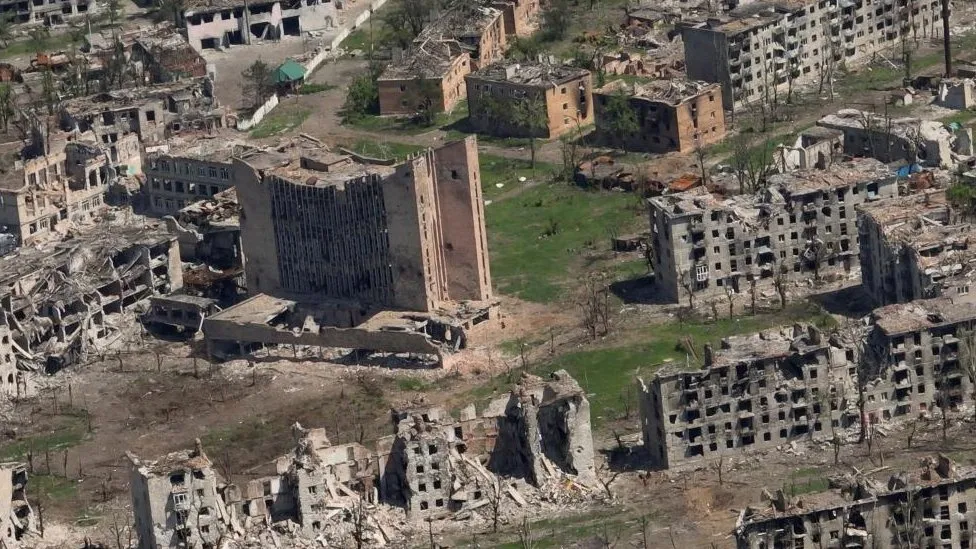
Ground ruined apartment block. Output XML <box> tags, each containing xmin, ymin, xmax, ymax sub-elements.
<box><xmin>639</xmin><ymin>324</ymin><xmax>858</xmax><ymax>468</ymax></box>
<box><xmin>378</xmin><ymin>370</ymin><xmax>596</xmax><ymax>520</ymax></box>
<box><xmin>818</xmin><ymin>109</ymin><xmax>970</xmax><ymax>169</ymax></box>
<box><xmin>419</xmin><ymin>2</ymin><xmax>507</xmax><ymax>71</ymax></box>
<box><xmin>776</xmin><ymin>126</ymin><xmax>844</xmax><ymax>171</ymax></box>
<box><xmin>0</xmin><ymin>225</ymin><xmax>182</xmax><ymax>371</ymax></box>
<box><xmin>59</xmin><ymin>78</ymin><xmax>226</xmax><ymax>147</ymax></box>
<box><xmin>178</xmin><ymin>0</ymin><xmax>340</xmax><ymax>52</ymax></box>
<box><xmin>0</xmin><ymin>325</ymin><xmax>26</xmax><ymax>398</ymax></box>
<box><xmin>490</xmin><ymin>0</ymin><xmax>539</xmax><ymax>38</ymax></box>
<box><xmin>855</xmin><ymin>189</ymin><xmax>976</xmax><ymax>307</ymax></box>
<box><xmin>203</xmin><ymin>137</ymin><xmax>494</xmax><ymax>360</ymax></box>
<box><xmin>131</xmin><ymin>29</ymin><xmax>210</xmax><ymax>84</ymax></box>
<box><xmin>130</xmin><ymin>372</ymin><xmax>594</xmax><ymax>546</ymax></box>
<box><xmin>938</xmin><ymin>78</ymin><xmax>976</xmax><ymax>110</ymax></box>
<box><xmin>465</xmin><ymin>62</ymin><xmax>592</xmax><ymax>139</ymax></box>
<box><xmin>0</xmin><ymin>463</ymin><xmax>33</xmax><ymax>548</ymax></box>
<box><xmin>378</xmin><ymin>42</ymin><xmax>471</xmax><ymax>115</ymax></box>
<box><xmin>648</xmin><ymin>158</ymin><xmax>897</xmax><ymax>303</ymax></box>
<box><xmin>593</xmin><ymin>79</ymin><xmax>726</xmax><ymax>153</ymax></box>
<box><xmin>143</xmin><ymin>138</ymin><xmax>247</xmax><ymax>216</ymax></box>
<box><xmin>683</xmin><ymin>0</ymin><xmax>946</xmax><ymax>109</ymax></box>
<box><xmin>0</xmin><ymin>132</ymin><xmax>113</xmax><ymax>245</ymax></box>
<box><xmin>0</xmin><ymin>0</ymin><xmax>97</xmax><ymax>25</ymax></box>
<box><xmin>128</xmin><ymin>441</ymin><xmax>226</xmax><ymax>549</ymax></box>
<box><xmin>736</xmin><ymin>456</ymin><xmax>976</xmax><ymax>549</ymax></box>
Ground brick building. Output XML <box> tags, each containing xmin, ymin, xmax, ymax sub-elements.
<box><xmin>465</xmin><ymin>62</ymin><xmax>592</xmax><ymax>139</ymax></box>
<box><xmin>683</xmin><ymin>0</ymin><xmax>947</xmax><ymax>109</ymax></box>
<box><xmin>378</xmin><ymin>42</ymin><xmax>470</xmax><ymax>115</ymax></box>
<box><xmin>648</xmin><ymin>158</ymin><xmax>897</xmax><ymax>303</ymax></box>
<box><xmin>131</xmin><ymin>30</ymin><xmax>210</xmax><ymax>84</ymax></box>
<box><xmin>593</xmin><ymin>79</ymin><xmax>725</xmax><ymax>153</ymax></box>
<box><xmin>419</xmin><ymin>3</ymin><xmax>506</xmax><ymax>71</ymax></box>
<box><xmin>490</xmin><ymin>0</ymin><xmax>540</xmax><ymax>38</ymax></box>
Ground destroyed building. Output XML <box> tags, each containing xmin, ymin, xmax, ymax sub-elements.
<box><xmin>378</xmin><ymin>41</ymin><xmax>471</xmax><ymax>116</ymax></box>
<box><xmin>59</xmin><ymin>78</ymin><xmax>226</xmax><ymax>146</ymax></box>
<box><xmin>0</xmin><ymin>463</ymin><xmax>33</xmax><ymax>548</ymax></box>
<box><xmin>0</xmin><ymin>325</ymin><xmax>26</xmax><ymax>397</ymax></box>
<box><xmin>178</xmin><ymin>0</ymin><xmax>341</xmax><ymax>52</ymax></box>
<box><xmin>818</xmin><ymin>109</ymin><xmax>969</xmax><ymax>169</ymax></box>
<box><xmin>465</xmin><ymin>62</ymin><xmax>592</xmax><ymax>139</ymax></box>
<box><xmin>0</xmin><ymin>223</ymin><xmax>182</xmax><ymax>372</ymax></box>
<box><xmin>130</xmin><ymin>371</ymin><xmax>594</xmax><ymax>546</ymax></box>
<box><xmin>855</xmin><ymin>190</ymin><xmax>976</xmax><ymax>307</ymax></box>
<box><xmin>938</xmin><ymin>78</ymin><xmax>976</xmax><ymax>111</ymax></box>
<box><xmin>593</xmin><ymin>79</ymin><xmax>726</xmax><ymax>153</ymax></box>
<box><xmin>143</xmin><ymin>137</ymin><xmax>250</xmax><ymax>216</ymax></box>
<box><xmin>490</xmin><ymin>0</ymin><xmax>539</xmax><ymax>38</ymax></box>
<box><xmin>202</xmin><ymin>136</ymin><xmax>494</xmax><ymax>362</ymax></box>
<box><xmin>683</xmin><ymin>0</ymin><xmax>947</xmax><ymax>109</ymax></box>
<box><xmin>378</xmin><ymin>370</ymin><xmax>595</xmax><ymax>519</ymax></box>
<box><xmin>775</xmin><ymin>126</ymin><xmax>844</xmax><ymax>171</ymax></box>
<box><xmin>0</xmin><ymin>0</ymin><xmax>97</xmax><ymax>25</ymax></box>
<box><xmin>736</xmin><ymin>455</ymin><xmax>976</xmax><ymax>549</ymax></box>
<box><xmin>420</xmin><ymin>2</ymin><xmax>507</xmax><ymax>71</ymax></box>
<box><xmin>639</xmin><ymin>324</ymin><xmax>858</xmax><ymax>468</ymax></box>
<box><xmin>648</xmin><ymin>158</ymin><xmax>897</xmax><ymax>303</ymax></box>
<box><xmin>131</xmin><ymin>29</ymin><xmax>211</xmax><ymax>84</ymax></box>
<box><xmin>128</xmin><ymin>441</ymin><xmax>227</xmax><ymax>549</ymax></box>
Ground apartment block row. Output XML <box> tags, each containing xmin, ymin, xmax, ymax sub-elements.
<box><xmin>648</xmin><ymin>157</ymin><xmax>897</xmax><ymax>304</ymax></box>
<box><xmin>128</xmin><ymin>371</ymin><xmax>593</xmax><ymax>548</ymax></box>
<box><xmin>683</xmin><ymin>0</ymin><xmax>947</xmax><ymax>108</ymax></box>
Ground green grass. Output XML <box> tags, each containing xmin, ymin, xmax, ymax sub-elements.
<box><xmin>30</xmin><ymin>474</ymin><xmax>78</xmax><ymax>502</ymax></box>
<box><xmin>940</xmin><ymin>109</ymin><xmax>976</xmax><ymax>126</ymax></box>
<box><xmin>249</xmin><ymin>106</ymin><xmax>311</xmax><ymax>138</ymax></box>
<box><xmin>486</xmin><ymin>183</ymin><xmax>640</xmax><ymax>303</ymax></box>
<box><xmin>341</xmin><ymin>139</ymin><xmax>425</xmax><ymax>160</ymax></box>
<box><xmin>345</xmin><ymin>101</ymin><xmax>470</xmax><ymax>135</ymax></box>
<box><xmin>480</xmin><ymin>153</ymin><xmax>556</xmax><ymax>200</ymax></box>
<box><xmin>784</xmin><ymin>467</ymin><xmax>830</xmax><ymax>497</ymax></box>
<box><xmin>202</xmin><ymin>417</ymin><xmax>278</xmax><ymax>458</ymax></box>
<box><xmin>297</xmin><ymin>83</ymin><xmax>337</xmax><ymax>95</ymax></box>
<box><xmin>466</xmin><ymin>303</ymin><xmax>833</xmax><ymax>427</ymax></box>
<box><xmin>395</xmin><ymin>377</ymin><xmax>430</xmax><ymax>391</ymax></box>
<box><xmin>0</xmin><ymin>413</ymin><xmax>89</xmax><ymax>461</ymax></box>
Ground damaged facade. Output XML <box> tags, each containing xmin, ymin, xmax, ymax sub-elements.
<box><xmin>818</xmin><ymin>109</ymin><xmax>970</xmax><ymax>169</ymax></box>
<box><xmin>855</xmin><ymin>189</ymin><xmax>976</xmax><ymax>307</ymax></box>
<box><xmin>178</xmin><ymin>0</ymin><xmax>341</xmax><ymax>52</ymax></box>
<box><xmin>130</xmin><ymin>371</ymin><xmax>595</xmax><ymax>547</ymax></box>
<box><xmin>648</xmin><ymin>158</ymin><xmax>897</xmax><ymax>303</ymax></box>
<box><xmin>203</xmin><ymin>136</ymin><xmax>494</xmax><ymax>362</ymax></box>
<box><xmin>683</xmin><ymin>0</ymin><xmax>947</xmax><ymax>109</ymax></box>
<box><xmin>0</xmin><ymin>224</ymin><xmax>182</xmax><ymax>373</ymax></box>
<box><xmin>736</xmin><ymin>456</ymin><xmax>976</xmax><ymax>549</ymax></box>
<box><xmin>131</xmin><ymin>29</ymin><xmax>211</xmax><ymax>84</ymax></box>
<box><xmin>143</xmin><ymin>137</ymin><xmax>247</xmax><ymax>216</ymax></box>
<box><xmin>465</xmin><ymin>62</ymin><xmax>592</xmax><ymax>139</ymax></box>
<box><xmin>593</xmin><ymin>78</ymin><xmax>726</xmax><ymax>153</ymax></box>
<box><xmin>0</xmin><ymin>463</ymin><xmax>34</xmax><ymax>548</ymax></box>
<box><xmin>0</xmin><ymin>0</ymin><xmax>97</xmax><ymax>26</ymax></box>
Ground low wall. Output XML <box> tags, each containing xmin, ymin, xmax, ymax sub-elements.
<box><xmin>236</xmin><ymin>94</ymin><xmax>280</xmax><ymax>131</ymax></box>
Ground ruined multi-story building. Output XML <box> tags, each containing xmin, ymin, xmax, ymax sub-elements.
<box><xmin>683</xmin><ymin>0</ymin><xmax>947</xmax><ymax>109</ymax></box>
<box><xmin>855</xmin><ymin>189</ymin><xmax>976</xmax><ymax>307</ymax></box>
<box><xmin>203</xmin><ymin>137</ymin><xmax>494</xmax><ymax>361</ymax></box>
<box><xmin>131</xmin><ymin>29</ymin><xmax>210</xmax><ymax>84</ymax></box>
<box><xmin>593</xmin><ymin>79</ymin><xmax>725</xmax><ymax>153</ymax></box>
<box><xmin>736</xmin><ymin>455</ymin><xmax>976</xmax><ymax>549</ymax></box>
<box><xmin>775</xmin><ymin>126</ymin><xmax>844</xmax><ymax>171</ymax></box>
<box><xmin>0</xmin><ymin>130</ymin><xmax>119</xmax><ymax>245</ymax></box>
<box><xmin>490</xmin><ymin>0</ymin><xmax>539</xmax><ymax>38</ymax></box>
<box><xmin>128</xmin><ymin>441</ymin><xmax>226</xmax><ymax>549</ymax></box>
<box><xmin>465</xmin><ymin>62</ymin><xmax>592</xmax><ymax>139</ymax></box>
<box><xmin>0</xmin><ymin>0</ymin><xmax>97</xmax><ymax>25</ymax></box>
<box><xmin>639</xmin><ymin>324</ymin><xmax>858</xmax><ymax>468</ymax></box>
<box><xmin>59</xmin><ymin>78</ymin><xmax>226</xmax><ymax>147</ymax></box>
<box><xmin>378</xmin><ymin>42</ymin><xmax>471</xmax><ymax>115</ymax></box>
<box><xmin>421</xmin><ymin>2</ymin><xmax>507</xmax><ymax>71</ymax></box>
<box><xmin>143</xmin><ymin>138</ymin><xmax>247</xmax><ymax>216</ymax></box>
<box><xmin>0</xmin><ymin>224</ymin><xmax>182</xmax><ymax>372</ymax></box>
<box><xmin>648</xmin><ymin>157</ymin><xmax>897</xmax><ymax>303</ymax></box>
<box><xmin>178</xmin><ymin>0</ymin><xmax>340</xmax><ymax>51</ymax></box>
<box><xmin>0</xmin><ymin>325</ymin><xmax>26</xmax><ymax>398</ymax></box>
<box><xmin>130</xmin><ymin>371</ymin><xmax>594</xmax><ymax>546</ymax></box>
<box><xmin>818</xmin><ymin>109</ymin><xmax>966</xmax><ymax>169</ymax></box>
<box><xmin>379</xmin><ymin>370</ymin><xmax>595</xmax><ymax>519</ymax></box>
<box><xmin>0</xmin><ymin>463</ymin><xmax>33</xmax><ymax>548</ymax></box>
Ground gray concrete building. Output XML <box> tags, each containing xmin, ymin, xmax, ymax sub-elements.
<box><xmin>0</xmin><ymin>0</ymin><xmax>97</xmax><ymax>26</ymax></box>
<box><xmin>736</xmin><ymin>455</ymin><xmax>976</xmax><ymax>549</ymax></box>
<box><xmin>855</xmin><ymin>189</ymin><xmax>976</xmax><ymax>307</ymax></box>
<box><xmin>682</xmin><ymin>0</ymin><xmax>946</xmax><ymax>109</ymax></box>
<box><xmin>144</xmin><ymin>138</ymin><xmax>247</xmax><ymax>216</ymax></box>
<box><xmin>818</xmin><ymin>109</ymin><xmax>964</xmax><ymax>169</ymax></box>
<box><xmin>178</xmin><ymin>0</ymin><xmax>341</xmax><ymax>52</ymax></box>
<box><xmin>648</xmin><ymin>157</ymin><xmax>897</xmax><ymax>304</ymax></box>
<box><xmin>0</xmin><ymin>463</ymin><xmax>33</xmax><ymax>548</ymax></box>
<box><xmin>128</xmin><ymin>441</ymin><xmax>226</xmax><ymax>549</ymax></box>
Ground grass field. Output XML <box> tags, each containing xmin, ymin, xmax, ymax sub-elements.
<box><xmin>249</xmin><ymin>106</ymin><xmax>312</xmax><ymax>139</ymax></box>
<box><xmin>485</xmin><ymin>183</ymin><xmax>642</xmax><ymax>303</ymax></box>
<box><xmin>465</xmin><ymin>302</ymin><xmax>834</xmax><ymax>427</ymax></box>
<box><xmin>0</xmin><ymin>411</ymin><xmax>89</xmax><ymax>461</ymax></box>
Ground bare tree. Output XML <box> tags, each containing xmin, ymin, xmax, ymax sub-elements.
<box><xmin>773</xmin><ymin>260</ymin><xmax>789</xmax><ymax>310</ymax></box>
<box><xmin>817</xmin><ymin>13</ymin><xmax>839</xmax><ymax>100</ymax></box>
<box><xmin>575</xmin><ymin>274</ymin><xmax>611</xmax><ymax>340</ymax></box>
<box><xmin>597</xmin><ymin>464</ymin><xmax>621</xmax><ymax>500</ymax></box>
<box><xmin>749</xmin><ymin>274</ymin><xmax>758</xmax><ymax>315</ymax></box>
<box><xmin>679</xmin><ymin>268</ymin><xmax>696</xmax><ymax>310</ymax></box>
<box><xmin>724</xmin><ymin>277</ymin><xmax>736</xmax><ymax>318</ymax></box>
<box><xmin>838</xmin><ymin>320</ymin><xmax>871</xmax><ymax>444</ymax></box>
<box><xmin>959</xmin><ymin>325</ymin><xmax>976</xmax><ymax>424</ymax></box>
<box><xmin>694</xmin><ymin>134</ymin><xmax>709</xmax><ymax>186</ymax></box>
<box><xmin>484</xmin><ymin>479</ymin><xmax>502</xmax><ymax>533</ymax></box>
<box><xmin>103</xmin><ymin>504</ymin><xmax>134</xmax><ymax>549</ymax></box>
<box><xmin>517</xmin><ymin>516</ymin><xmax>535</xmax><ymax>549</ymax></box>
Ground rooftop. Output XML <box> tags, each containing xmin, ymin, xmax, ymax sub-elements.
<box><xmin>710</xmin><ymin>324</ymin><xmax>826</xmax><ymax>368</ymax></box>
<box><xmin>766</xmin><ymin>157</ymin><xmax>891</xmax><ymax>196</ymax></box>
<box><xmin>148</xmin><ymin>135</ymin><xmax>251</xmax><ymax>162</ymax></box>
<box><xmin>873</xmin><ymin>297</ymin><xmax>976</xmax><ymax>335</ymax></box>
<box><xmin>60</xmin><ymin>78</ymin><xmax>216</xmax><ymax>117</ymax></box>
<box><xmin>130</xmin><ymin>444</ymin><xmax>213</xmax><ymax>476</ymax></box>
<box><xmin>420</xmin><ymin>2</ymin><xmax>502</xmax><ymax>41</ymax></box>
<box><xmin>469</xmin><ymin>62</ymin><xmax>590</xmax><ymax>87</ymax></box>
<box><xmin>856</xmin><ymin>190</ymin><xmax>951</xmax><ymax>238</ymax></box>
<box><xmin>596</xmin><ymin>78</ymin><xmax>719</xmax><ymax>105</ymax></box>
<box><xmin>379</xmin><ymin>40</ymin><xmax>466</xmax><ymax>80</ymax></box>
<box><xmin>818</xmin><ymin>109</ymin><xmax>953</xmax><ymax>141</ymax></box>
